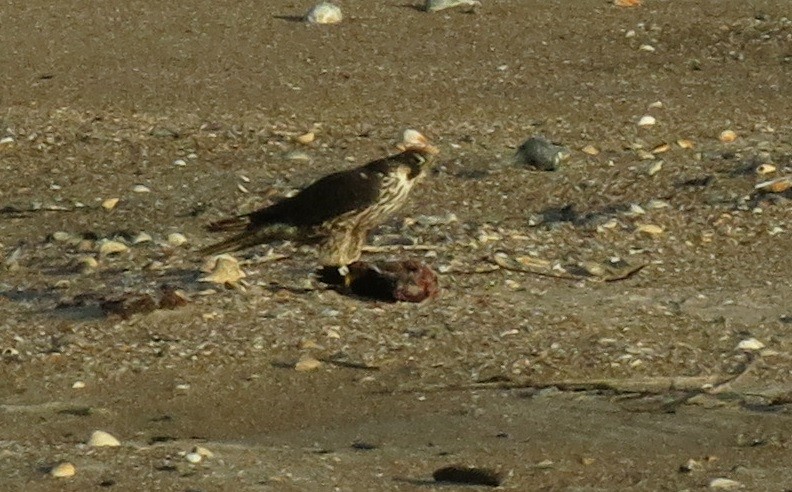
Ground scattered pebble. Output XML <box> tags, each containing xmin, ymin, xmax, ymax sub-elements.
<box><xmin>72</xmin><ymin>381</ymin><xmax>86</xmax><ymax>389</ymax></box>
<box><xmin>185</xmin><ymin>452</ymin><xmax>202</xmax><ymax>464</ymax></box>
<box><xmin>193</xmin><ymin>446</ymin><xmax>214</xmax><ymax>459</ymax></box>
<box><xmin>647</xmin><ymin>100</ymin><xmax>663</xmax><ymax>109</ymax></box>
<box><xmin>0</xmin><ymin>136</ymin><xmax>15</xmax><ymax>146</ymax></box>
<box><xmin>78</xmin><ymin>256</ymin><xmax>99</xmax><ymax>273</ymax></box>
<box><xmin>50</xmin><ymin>462</ymin><xmax>76</xmax><ymax>478</ymax></box>
<box><xmin>677</xmin><ymin>139</ymin><xmax>695</xmax><ymax>149</ymax></box>
<box><xmin>294</xmin><ymin>132</ymin><xmax>315</xmax><ymax>144</ymax></box>
<box><xmin>646</xmin><ymin>161</ymin><xmax>663</xmax><ymax>176</ymax></box>
<box><xmin>306</xmin><ymin>2</ymin><xmax>342</xmax><ymax>24</ymax></box>
<box><xmin>101</xmin><ymin>198</ymin><xmax>119</xmax><ymax>210</ymax></box>
<box><xmin>173</xmin><ymin>159</ymin><xmax>187</xmax><ymax>167</ymax></box>
<box><xmin>737</xmin><ymin>338</ymin><xmax>765</xmax><ymax>351</ymax></box>
<box><xmin>651</xmin><ymin>143</ymin><xmax>670</xmax><ymax>154</ymax></box>
<box><xmin>614</xmin><ymin>0</ymin><xmax>641</xmax><ymax>6</ymax></box>
<box><xmin>98</xmin><ymin>239</ymin><xmax>129</xmax><ymax>256</ymax></box>
<box><xmin>709</xmin><ymin>477</ymin><xmax>743</xmax><ymax>490</ymax></box>
<box><xmin>167</xmin><ymin>233</ymin><xmax>188</xmax><ymax>247</ymax></box>
<box><xmin>284</xmin><ymin>150</ymin><xmax>311</xmax><ymax>162</ymax></box>
<box><xmin>133</xmin><ymin>232</ymin><xmax>153</xmax><ymax>244</ymax></box>
<box><xmin>636</xmin><ymin>224</ymin><xmax>664</xmax><ymax>236</ymax></box>
<box><xmin>88</xmin><ymin>430</ymin><xmax>121</xmax><ymax>447</ymax></box>
<box><xmin>295</xmin><ymin>355</ymin><xmax>322</xmax><ymax>372</ymax></box>
<box><xmin>200</xmin><ymin>254</ymin><xmax>246</xmax><ymax>285</ymax></box>
<box><xmin>719</xmin><ymin>130</ymin><xmax>737</xmax><ymax>143</ymax></box>
<box><xmin>514</xmin><ymin>137</ymin><xmax>569</xmax><ymax>171</ymax></box>
<box><xmin>679</xmin><ymin>458</ymin><xmax>704</xmax><ymax>473</ymax></box>
<box><xmin>52</xmin><ymin>231</ymin><xmax>75</xmax><ymax>243</ymax></box>
<box><xmin>582</xmin><ymin>145</ymin><xmax>600</xmax><ymax>156</ymax></box>
<box><xmin>425</xmin><ymin>0</ymin><xmax>481</xmax><ymax>12</ymax></box>
<box><xmin>639</xmin><ymin>44</ymin><xmax>656</xmax><ymax>52</ymax></box>
<box><xmin>637</xmin><ymin>115</ymin><xmax>656</xmax><ymax>127</ymax></box>
<box><xmin>755</xmin><ymin>164</ymin><xmax>776</xmax><ymax>175</ymax></box>
<box><xmin>132</xmin><ymin>184</ymin><xmax>151</xmax><ymax>193</ymax></box>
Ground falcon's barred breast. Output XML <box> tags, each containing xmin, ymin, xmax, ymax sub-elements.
<box><xmin>199</xmin><ymin>146</ymin><xmax>436</xmax><ymax>267</ymax></box>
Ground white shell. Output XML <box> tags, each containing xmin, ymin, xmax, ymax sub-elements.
<box><xmin>88</xmin><ymin>430</ymin><xmax>121</xmax><ymax>447</ymax></box>
<box><xmin>306</xmin><ymin>3</ymin><xmax>342</xmax><ymax>24</ymax></box>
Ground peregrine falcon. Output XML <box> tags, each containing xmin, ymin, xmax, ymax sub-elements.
<box><xmin>199</xmin><ymin>144</ymin><xmax>437</xmax><ymax>268</ymax></box>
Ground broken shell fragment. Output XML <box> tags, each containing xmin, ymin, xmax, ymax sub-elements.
<box><xmin>306</xmin><ymin>2</ymin><xmax>342</xmax><ymax>24</ymax></box>
<box><xmin>755</xmin><ymin>176</ymin><xmax>791</xmax><ymax>194</ymax></box>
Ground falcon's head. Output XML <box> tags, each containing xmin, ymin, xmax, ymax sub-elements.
<box><xmin>393</xmin><ymin>129</ymin><xmax>439</xmax><ymax>180</ymax></box>
<box><xmin>391</xmin><ymin>146</ymin><xmax>437</xmax><ymax>181</ymax></box>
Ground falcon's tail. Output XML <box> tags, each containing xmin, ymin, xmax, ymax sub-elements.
<box><xmin>197</xmin><ymin>223</ymin><xmax>303</xmax><ymax>256</ymax></box>
<box><xmin>205</xmin><ymin>216</ymin><xmax>250</xmax><ymax>233</ymax></box>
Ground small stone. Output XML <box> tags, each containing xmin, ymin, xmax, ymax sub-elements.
<box><xmin>132</xmin><ymin>232</ymin><xmax>153</xmax><ymax>244</ymax></box>
<box><xmin>50</xmin><ymin>462</ymin><xmax>76</xmax><ymax>478</ymax></box>
<box><xmin>132</xmin><ymin>184</ymin><xmax>151</xmax><ymax>193</ymax></box>
<box><xmin>52</xmin><ymin>231</ymin><xmax>74</xmax><ymax>243</ymax></box>
<box><xmin>193</xmin><ymin>446</ymin><xmax>214</xmax><ymax>459</ymax></box>
<box><xmin>78</xmin><ymin>256</ymin><xmax>99</xmax><ymax>274</ymax></box>
<box><xmin>737</xmin><ymin>338</ymin><xmax>764</xmax><ymax>351</ymax></box>
<box><xmin>637</xmin><ymin>115</ymin><xmax>656</xmax><ymax>127</ymax></box>
<box><xmin>0</xmin><ymin>136</ymin><xmax>15</xmax><ymax>146</ymax></box>
<box><xmin>636</xmin><ymin>224</ymin><xmax>664</xmax><ymax>236</ymax></box>
<box><xmin>679</xmin><ymin>458</ymin><xmax>704</xmax><ymax>473</ymax></box>
<box><xmin>101</xmin><ymin>198</ymin><xmax>119</xmax><ymax>210</ymax></box>
<box><xmin>647</xmin><ymin>100</ymin><xmax>663</xmax><ymax>109</ymax></box>
<box><xmin>306</xmin><ymin>2</ymin><xmax>342</xmax><ymax>24</ymax></box>
<box><xmin>614</xmin><ymin>0</ymin><xmax>641</xmax><ymax>6</ymax></box>
<box><xmin>646</xmin><ymin>161</ymin><xmax>663</xmax><ymax>176</ymax></box>
<box><xmin>294</xmin><ymin>132</ymin><xmax>315</xmax><ymax>144</ymax></box>
<box><xmin>173</xmin><ymin>159</ymin><xmax>187</xmax><ymax>167</ymax></box>
<box><xmin>709</xmin><ymin>477</ymin><xmax>743</xmax><ymax>490</ymax></box>
<box><xmin>200</xmin><ymin>254</ymin><xmax>246</xmax><ymax>285</ymax></box>
<box><xmin>295</xmin><ymin>356</ymin><xmax>322</xmax><ymax>372</ymax></box>
<box><xmin>88</xmin><ymin>430</ymin><xmax>121</xmax><ymax>447</ymax></box>
<box><xmin>514</xmin><ymin>137</ymin><xmax>569</xmax><ymax>171</ymax></box>
<box><xmin>72</xmin><ymin>381</ymin><xmax>86</xmax><ymax>389</ymax></box>
<box><xmin>425</xmin><ymin>0</ymin><xmax>481</xmax><ymax>12</ymax></box>
<box><xmin>755</xmin><ymin>164</ymin><xmax>776</xmax><ymax>175</ymax></box>
<box><xmin>98</xmin><ymin>239</ymin><xmax>129</xmax><ymax>256</ymax></box>
<box><xmin>719</xmin><ymin>130</ymin><xmax>737</xmax><ymax>143</ymax></box>
<box><xmin>677</xmin><ymin>139</ymin><xmax>695</xmax><ymax>149</ymax></box>
<box><xmin>185</xmin><ymin>452</ymin><xmax>202</xmax><ymax>464</ymax></box>
<box><xmin>284</xmin><ymin>150</ymin><xmax>311</xmax><ymax>162</ymax></box>
<box><xmin>639</xmin><ymin>44</ymin><xmax>656</xmax><ymax>52</ymax></box>
<box><xmin>582</xmin><ymin>144</ymin><xmax>600</xmax><ymax>156</ymax></box>
<box><xmin>167</xmin><ymin>233</ymin><xmax>188</xmax><ymax>247</ymax></box>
